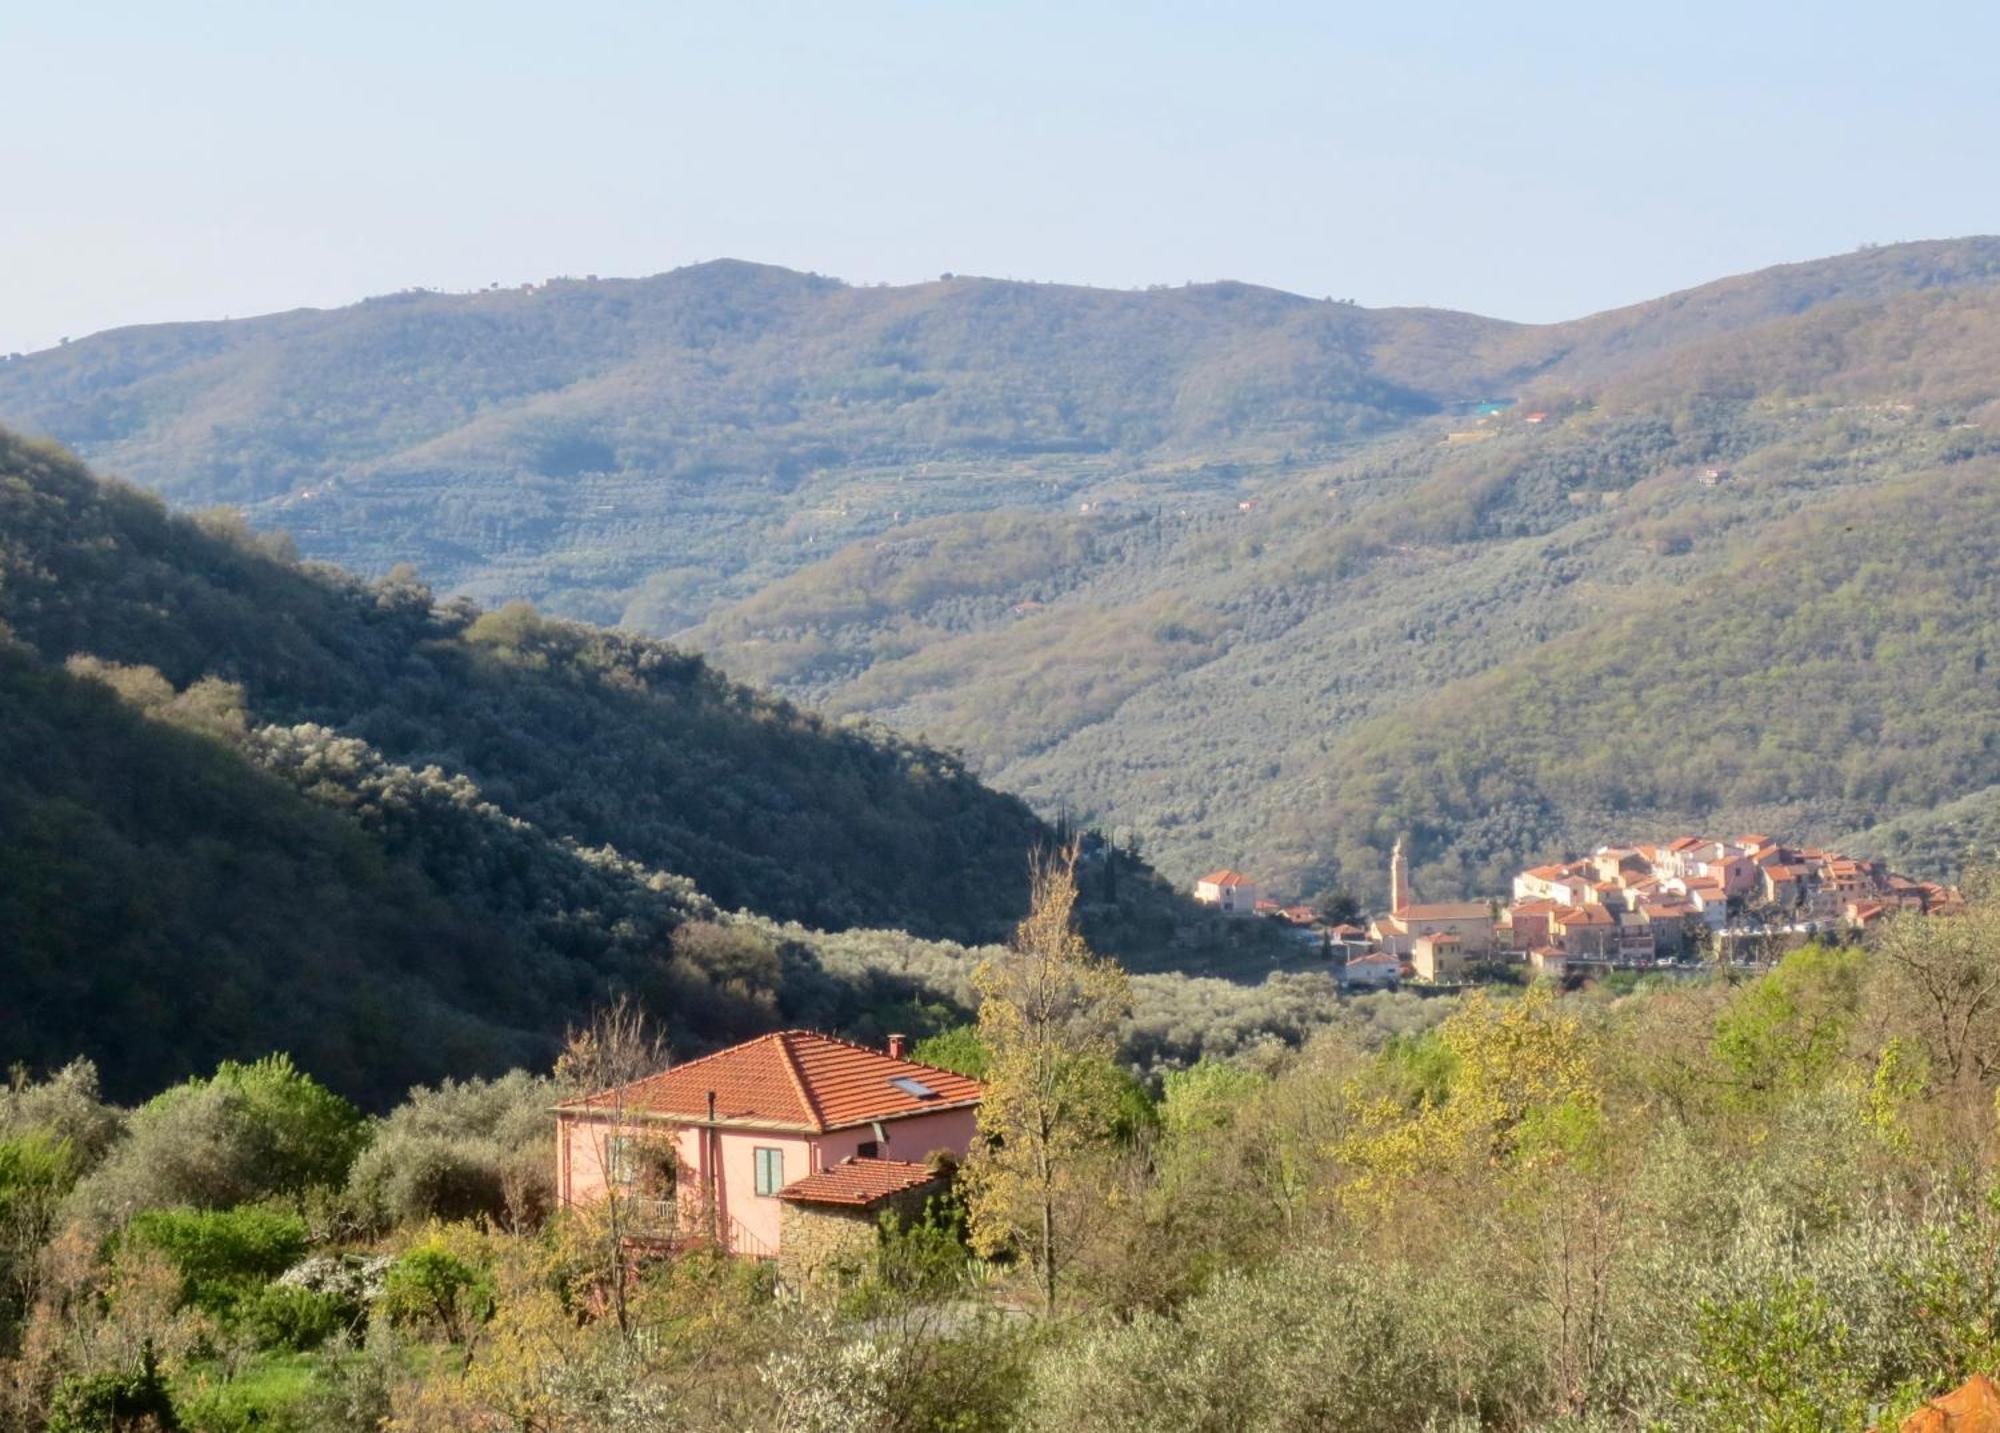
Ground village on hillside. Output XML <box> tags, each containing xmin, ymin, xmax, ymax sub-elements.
<box><xmin>1194</xmin><ymin>832</ymin><xmax>1964</xmax><ymax>988</ymax></box>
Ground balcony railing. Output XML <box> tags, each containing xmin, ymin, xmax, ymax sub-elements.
<box><xmin>608</xmin><ymin>1194</ymin><xmax>775</xmax><ymax>1262</ymax></box>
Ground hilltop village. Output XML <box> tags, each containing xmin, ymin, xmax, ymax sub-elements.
<box><xmin>1195</xmin><ymin>833</ymin><xmax>1964</xmax><ymax>987</ymax></box>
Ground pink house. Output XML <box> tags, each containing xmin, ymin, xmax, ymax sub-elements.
<box><xmin>554</xmin><ymin>1030</ymin><xmax>984</xmax><ymax>1260</ymax></box>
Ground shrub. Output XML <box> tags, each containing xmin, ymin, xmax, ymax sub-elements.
<box><xmin>344</xmin><ymin>1072</ymin><xmax>554</xmax><ymax>1231</ymax></box>
<box><xmin>909</xmin><ymin>1025</ymin><xmax>989</xmax><ymax>1079</ymax></box>
<box><xmin>1</xmin><ymin>1130</ymin><xmax>81</xmax><ymax>1323</ymax></box>
<box><xmin>238</xmin><ymin>1283</ymin><xmax>354</xmax><ymax>1352</ymax></box>
<box><xmin>0</xmin><ymin>1060</ymin><xmax>124</xmax><ymax>1171</ymax></box>
<box><xmin>47</xmin><ymin>1348</ymin><xmax>179</xmax><ymax>1432</ymax></box>
<box><xmin>79</xmin><ymin>1057</ymin><xmax>366</xmax><ymax>1220</ymax></box>
<box><xmin>273</xmin><ymin>1252</ymin><xmax>391</xmax><ymax>1305</ymax></box>
<box><xmin>123</xmin><ymin>1207</ymin><xmax>309</xmax><ymax>1320</ymax></box>
<box><xmin>175</xmin><ymin>1354</ymin><xmax>321</xmax><ymax>1433</ymax></box>
<box><xmin>1022</xmin><ymin>1247</ymin><xmax>1535</xmax><ymax>1431</ymax></box>
<box><xmin>379</xmin><ymin>1240</ymin><xmax>494</xmax><ymax>1343</ymax></box>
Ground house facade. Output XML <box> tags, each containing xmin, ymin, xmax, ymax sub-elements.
<box><xmin>1412</xmin><ymin>932</ymin><xmax>1470</xmax><ymax>982</ymax></box>
<box><xmin>1193</xmin><ymin>869</ymin><xmax>1260</xmax><ymax>914</ymax></box>
<box><xmin>555</xmin><ymin>1030</ymin><xmax>983</xmax><ymax>1262</ymax></box>
<box><xmin>1371</xmin><ymin>902</ymin><xmax>1496</xmax><ymax>957</ymax></box>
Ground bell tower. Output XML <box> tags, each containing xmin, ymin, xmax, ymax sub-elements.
<box><xmin>1390</xmin><ymin>836</ymin><xmax>1411</xmax><ymax>916</ymax></box>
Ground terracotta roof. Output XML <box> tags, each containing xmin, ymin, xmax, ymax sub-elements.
<box><xmin>1890</xmin><ymin>1373</ymin><xmax>2000</xmax><ymax>1432</ymax></box>
<box><xmin>1401</xmin><ymin>901</ymin><xmax>1491</xmax><ymax>921</ymax></box>
<box><xmin>776</xmin><ymin>1157</ymin><xmax>944</xmax><ymax>1208</ymax></box>
<box><xmin>556</xmin><ymin>1030</ymin><xmax>984</xmax><ymax>1132</ymax></box>
<box><xmin>1667</xmin><ymin>836</ymin><xmax>1706</xmax><ymax>851</ymax></box>
<box><xmin>1509</xmin><ymin>899</ymin><xmax>1564</xmax><ymax>916</ymax></box>
<box><xmin>1556</xmin><ymin>904</ymin><xmax>1613</xmax><ymax>925</ymax></box>
<box><xmin>1198</xmin><ymin>869</ymin><xmax>1257</xmax><ymax>888</ymax></box>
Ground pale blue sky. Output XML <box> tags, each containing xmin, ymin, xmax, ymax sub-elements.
<box><xmin>5</xmin><ymin>0</ymin><xmax>1997</xmax><ymax>354</ymax></box>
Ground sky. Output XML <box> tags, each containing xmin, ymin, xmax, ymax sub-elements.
<box><xmin>5</xmin><ymin>0</ymin><xmax>1999</xmax><ymax>355</ymax></box>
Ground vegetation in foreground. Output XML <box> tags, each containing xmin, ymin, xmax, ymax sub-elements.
<box><xmin>6</xmin><ymin>871</ymin><xmax>2000</xmax><ymax>1431</ymax></box>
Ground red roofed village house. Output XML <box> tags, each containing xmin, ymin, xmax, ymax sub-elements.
<box><xmin>555</xmin><ymin>1030</ymin><xmax>982</xmax><ymax>1283</ymax></box>
<box><xmin>1193</xmin><ymin>869</ymin><xmax>1261</xmax><ymax>914</ymax></box>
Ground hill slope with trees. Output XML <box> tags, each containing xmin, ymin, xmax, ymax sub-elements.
<box><xmin>694</xmin><ymin>266</ymin><xmax>2000</xmax><ymax>900</ymax></box>
<box><xmin>0</xmin><ymin>431</ymin><xmax>1219</xmax><ymax>1103</ymax></box>
<box><xmin>5</xmin><ymin>240</ymin><xmax>2000</xmax><ymax>904</ymax></box>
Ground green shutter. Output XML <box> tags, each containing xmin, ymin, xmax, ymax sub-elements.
<box><xmin>755</xmin><ymin>1147</ymin><xmax>783</xmax><ymax>1196</ymax></box>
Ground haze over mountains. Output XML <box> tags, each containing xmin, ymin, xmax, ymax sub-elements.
<box><xmin>4</xmin><ymin>238</ymin><xmax>1998</xmax><ymax>904</ymax></box>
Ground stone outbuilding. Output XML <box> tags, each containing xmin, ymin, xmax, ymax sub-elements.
<box><xmin>775</xmin><ymin>1155</ymin><xmax>955</xmax><ymax>1290</ymax></box>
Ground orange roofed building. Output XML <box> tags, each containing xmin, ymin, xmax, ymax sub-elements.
<box><xmin>1885</xmin><ymin>1374</ymin><xmax>2000</xmax><ymax>1431</ymax></box>
<box><xmin>555</xmin><ymin>1030</ymin><xmax>983</xmax><ymax>1262</ymax></box>
<box><xmin>1194</xmin><ymin>869</ymin><xmax>1260</xmax><ymax>914</ymax></box>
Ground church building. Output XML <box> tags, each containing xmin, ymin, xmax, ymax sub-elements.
<box><xmin>1368</xmin><ymin>837</ymin><xmax>1497</xmax><ymax>958</ymax></box>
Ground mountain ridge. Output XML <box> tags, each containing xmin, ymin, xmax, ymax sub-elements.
<box><xmin>5</xmin><ymin>239</ymin><xmax>1999</xmax><ymax>904</ymax></box>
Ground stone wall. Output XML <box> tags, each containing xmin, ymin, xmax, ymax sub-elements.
<box><xmin>777</xmin><ymin>1182</ymin><xmax>946</xmax><ymax>1292</ymax></box>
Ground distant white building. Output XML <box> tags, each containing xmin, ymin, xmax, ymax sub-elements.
<box><xmin>1339</xmin><ymin>952</ymin><xmax>1402</xmax><ymax>989</ymax></box>
<box><xmin>1193</xmin><ymin>869</ymin><xmax>1260</xmax><ymax>915</ymax></box>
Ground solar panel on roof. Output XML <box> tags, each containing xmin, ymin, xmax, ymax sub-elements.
<box><xmin>888</xmin><ymin>1075</ymin><xmax>940</xmax><ymax>1099</ymax></box>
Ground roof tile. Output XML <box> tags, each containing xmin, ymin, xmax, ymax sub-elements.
<box><xmin>558</xmin><ymin>1031</ymin><xmax>984</xmax><ymax>1132</ymax></box>
<box><xmin>777</xmin><ymin>1157</ymin><xmax>944</xmax><ymax>1207</ymax></box>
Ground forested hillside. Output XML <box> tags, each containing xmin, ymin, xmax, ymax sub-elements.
<box><xmin>4</xmin><ymin>239</ymin><xmax>1995</xmax><ymax>630</ymax></box>
<box><xmin>695</xmin><ymin>263</ymin><xmax>2000</xmax><ymax>900</ymax></box>
<box><xmin>0</xmin><ymin>432</ymin><xmax>1219</xmax><ymax>1103</ymax></box>
<box><xmin>5</xmin><ymin>240</ymin><xmax>2000</xmax><ymax>903</ymax></box>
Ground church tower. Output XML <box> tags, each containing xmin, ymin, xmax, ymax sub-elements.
<box><xmin>1390</xmin><ymin>836</ymin><xmax>1411</xmax><ymax>915</ymax></box>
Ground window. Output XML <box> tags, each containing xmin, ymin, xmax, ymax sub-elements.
<box><xmin>606</xmin><ymin>1134</ymin><xmax>638</xmax><ymax>1188</ymax></box>
<box><xmin>855</xmin><ymin>1140</ymin><xmax>879</xmax><ymax>1159</ymax></box>
<box><xmin>888</xmin><ymin>1076</ymin><xmax>940</xmax><ymax>1100</ymax></box>
<box><xmin>754</xmin><ymin>1147</ymin><xmax>784</xmax><ymax>1197</ymax></box>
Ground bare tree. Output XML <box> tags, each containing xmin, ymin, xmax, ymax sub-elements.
<box><xmin>1872</xmin><ymin>874</ymin><xmax>2000</xmax><ymax>1091</ymax></box>
<box><xmin>556</xmin><ymin>996</ymin><xmax>672</xmax><ymax>1338</ymax></box>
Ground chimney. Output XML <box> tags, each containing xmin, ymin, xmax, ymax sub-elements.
<box><xmin>887</xmin><ymin>1033</ymin><xmax>907</xmax><ymax>1060</ymax></box>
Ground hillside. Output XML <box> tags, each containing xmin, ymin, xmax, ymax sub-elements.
<box><xmin>694</xmin><ymin>267</ymin><xmax>2000</xmax><ymax>901</ymax></box>
<box><xmin>0</xmin><ymin>431</ymin><xmax>1220</xmax><ymax>1103</ymax></box>
<box><xmin>0</xmin><ymin>265</ymin><xmax>1516</xmax><ymax>628</ymax></box>
<box><xmin>6</xmin><ymin>238</ymin><xmax>1995</xmax><ymax>633</ymax></box>
<box><xmin>1845</xmin><ymin>785</ymin><xmax>2000</xmax><ymax>882</ymax></box>
<box><xmin>5</xmin><ymin>240</ymin><xmax>2000</xmax><ymax>905</ymax></box>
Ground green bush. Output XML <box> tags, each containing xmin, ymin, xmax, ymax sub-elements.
<box><xmin>343</xmin><ymin>1071</ymin><xmax>554</xmax><ymax>1230</ymax></box>
<box><xmin>379</xmin><ymin>1243</ymin><xmax>493</xmax><ymax>1343</ymax></box>
<box><xmin>47</xmin><ymin>1349</ymin><xmax>179</xmax><ymax>1432</ymax></box>
<box><xmin>175</xmin><ymin>1354</ymin><xmax>321</xmax><ymax>1433</ymax></box>
<box><xmin>123</xmin><ymin>1207</ymin><xmax>309</xmax><ymax>1319</ymax></box>
<box><xmin>238</xmin><ymin>1283</ymin><xmax>355</xmax><ymax>1352</ymax></box>
<box><xmin>910</xmin><ymin>1025</ymin><xmax>990</xmax><ymax>1079</ymax></box>
<box><xmin>80</xmin><ymin>1056</ymin><xmax>366</xmax><ymax>1220</ymax></box>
